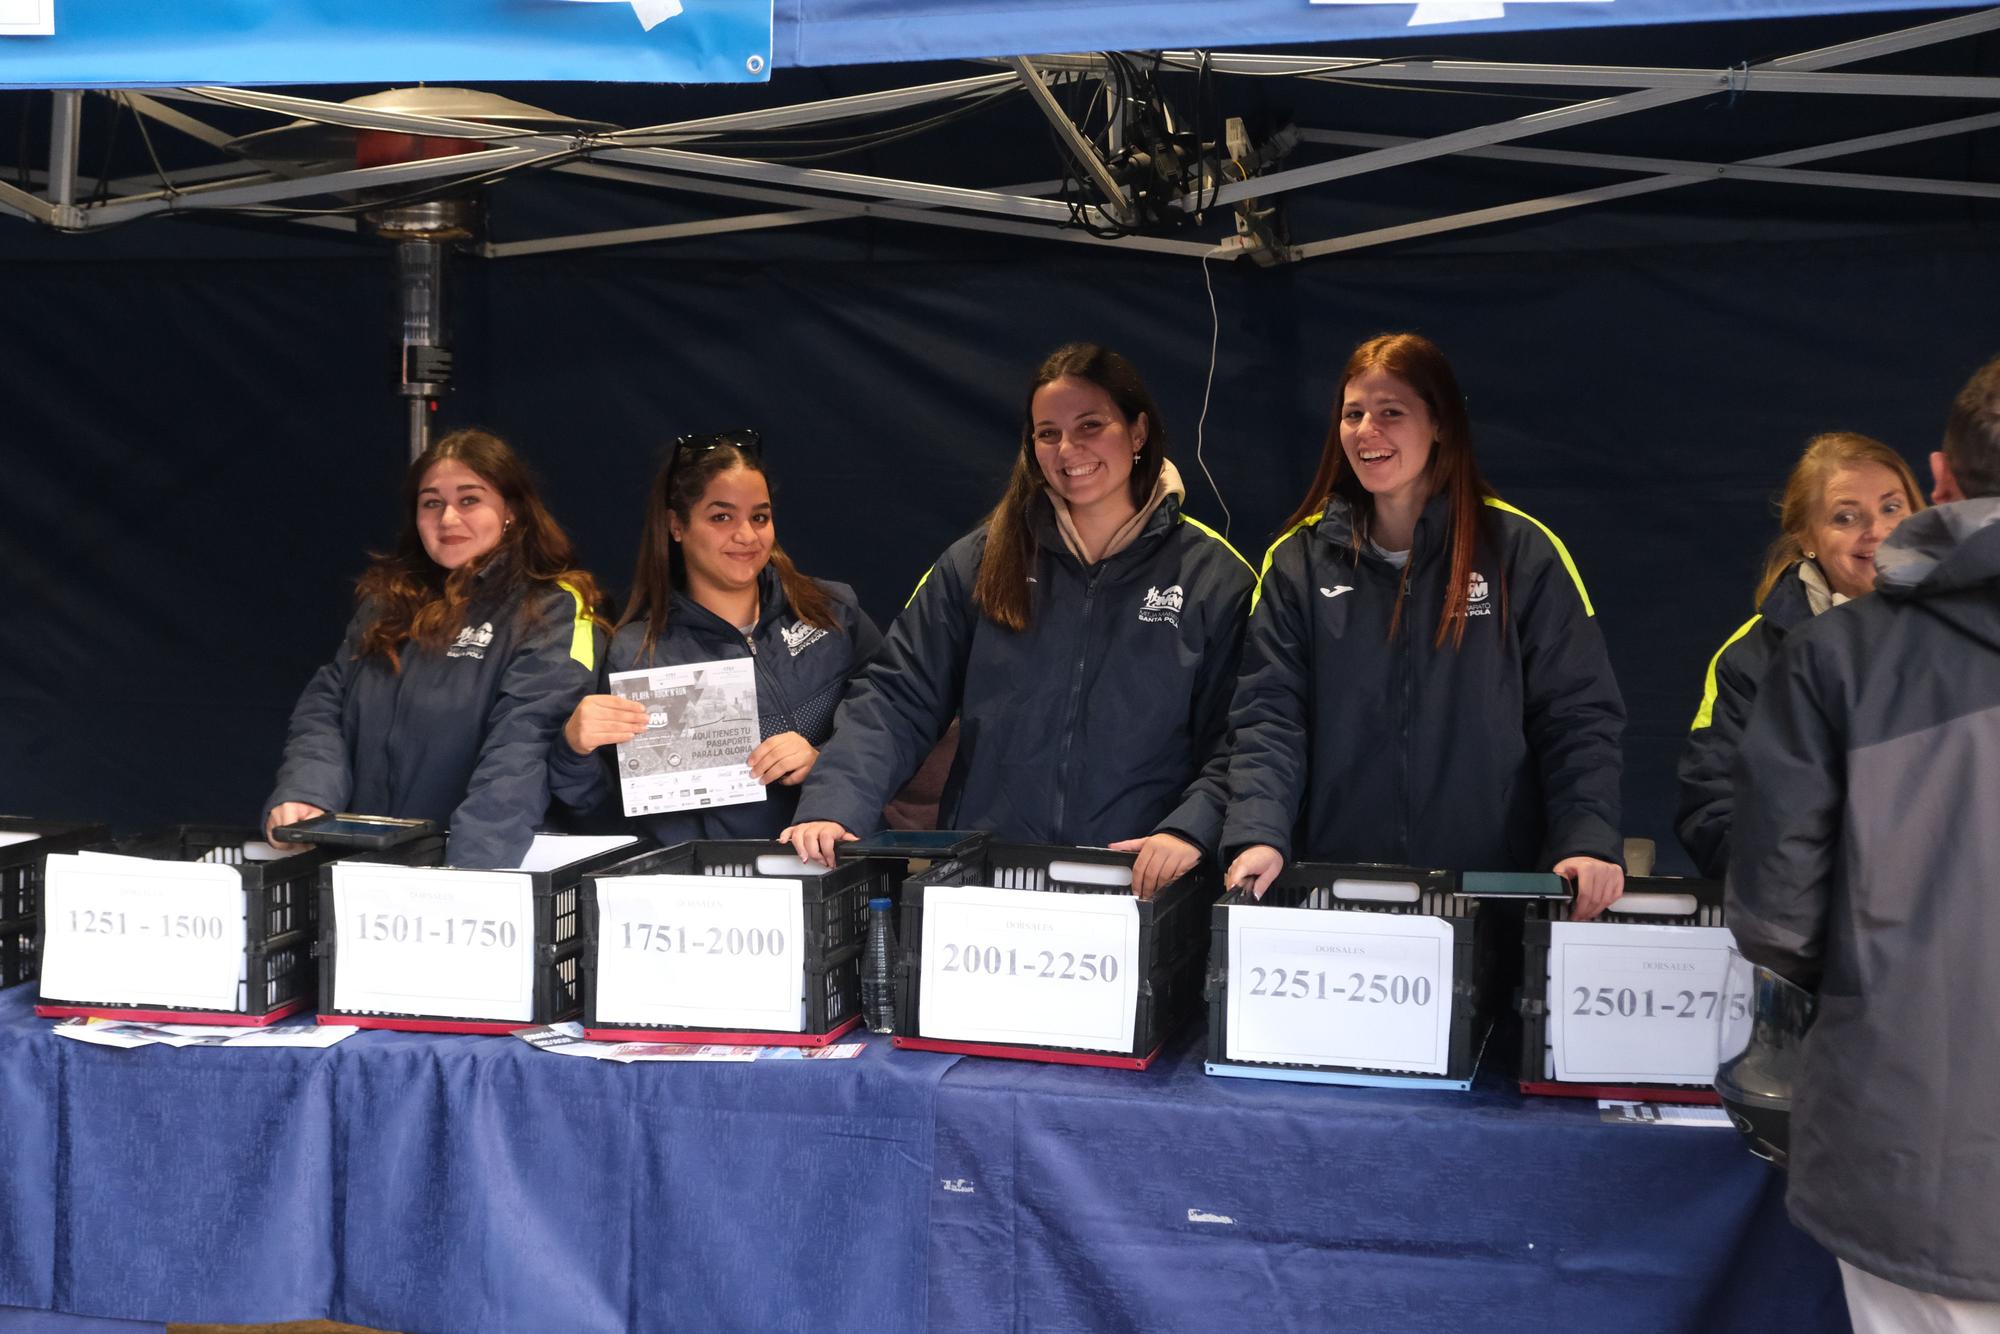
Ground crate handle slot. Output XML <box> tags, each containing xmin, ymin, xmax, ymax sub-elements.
<box><xmin>1331</xmin><ymin>878</ymin><xmax>1420</xmax><ymax>905</ymax></box>
<box><xmin>1609</xmin><ymin>891</ymin><xmax>1699</xmax><ymax>917</ymax></box>
<box><xmin>755</xmin><ymin>853</ymin><xmax>831</xmax><ymax>877</ymax></box>
<box><xmin>1047</xmin><ymin>860</ymin><xmax>1132</xmax><ymax>888</ymax></box>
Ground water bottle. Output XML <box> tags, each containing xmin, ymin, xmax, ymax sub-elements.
<box><xmin>862</xmin><ymin>896</ymin><xmax>897</xmax><ymax>1035</ymax></box>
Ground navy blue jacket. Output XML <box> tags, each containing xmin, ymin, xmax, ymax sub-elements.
<box><xmin>548</xmin><ymin>566</ymin><xmax>882</xmax><ymax>844</ymax></box>
<box><xmin>793</xmin><ymin>494</ymin><xmax>1255</xmax><ymax>852</ymax></box>
<box><xmin>1223</xmin><ymin>493</ymin><xmax>1625</xmax><ymax>871</ymax></box>
<box><xmin>264</xmin><ymin>572</ymin><xmax>600</xmax><ymax>869</ymax></box>
<box><xmin>1674</xmin><ymin>563</ymin><xmax>1815</xmax><ymax>880</ymax></box>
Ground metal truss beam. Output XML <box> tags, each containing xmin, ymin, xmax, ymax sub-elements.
<box><xmin>613</xmin><ymin>71</ymin><xmax>1019</xmax><ymax>144</ymax></box>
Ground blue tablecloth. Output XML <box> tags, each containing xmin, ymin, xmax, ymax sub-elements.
<box><xmin>0</xmin><ymin>985</ymin><xmax>1847</xmax><ymax>1333</ymax></box>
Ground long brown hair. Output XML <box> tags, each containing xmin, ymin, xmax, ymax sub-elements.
<box><xmin>618</xmin><ymin>441</ymin><xmax>838</xmax><ymax>659</ymax></box>
<box><xmin>355</xmin><ymin>428</ymin><xmax>605</xmax><ymax>669</ymax></box>
<box><xmin>973</xmin><ymin>343</ymin><xmax>1168</xmax><ymax>631</ymax></box>
<box><xmin>1284</xmin><ymin>333</ymin><xmax>1495</xmax><ymax>650</ymax></box>
<box><xmin>1753</xmin><ymin>432</ymin><xmax>1926</xmax><ymax>605</ymax></box>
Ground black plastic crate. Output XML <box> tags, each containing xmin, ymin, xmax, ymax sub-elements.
<box><xmin>894</xmin><ymin>842</ymin><xmax>1219</xmax><ymax>1065</ymax></box>
<box><xmin>34</xmin><ymin>825</ymin><xmax>346</xmax><ymax>1020</ymax></box>
<box><xmin>1518</xmin><ymin>875</ymin><xmax>1729</xmax><ymax>1096</ymax></box>
<box><xmin>1204</xmin><ymin>863</ymin><xmax>1496</xmax><ymax>1083</ymax></box>
<box><xmin>581</xmin><ymin>840</ymin><xmax>898</xmax><ymax>1041</ymax></box>
<box><xmin>316</xmin><ymin>835</ymin><xmax>633</xmax><ymax>1032</ymax></box>
<box><xmin>0</xmin><ymin>818</ymin><xmax>106</xmax><ymax>989</ymax></box>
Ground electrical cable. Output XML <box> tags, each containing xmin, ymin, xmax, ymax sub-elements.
<box><xmin>1192</xmin><ymin>253</ymin><xmax>1232</xmax><ymax>540</ymax></box>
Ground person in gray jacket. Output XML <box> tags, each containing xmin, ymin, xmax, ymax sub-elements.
<box><xmin>1728</xmin><ymin>354</ymin><xmax>2000</xmax><ymax>1333</ymax></box>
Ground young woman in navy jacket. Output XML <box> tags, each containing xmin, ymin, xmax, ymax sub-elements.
<box><xmin>781</xmin><ymin>343</ymin><xmax>1255</xmax><ymax>897</ymax></box>
<box><xmin>1223</xmin><ymin>333</ymin><xmax>1627</xmax><ymax>918</ymax></box>
<box><xmin>263</xmin><ymin>429</ymin><xmax>605</xmax><ymax>869</ymax></box>
<box><xmin>548</xmin><ymin>433</ymin><xmax>881</xmax><ymax>845</ymax></box>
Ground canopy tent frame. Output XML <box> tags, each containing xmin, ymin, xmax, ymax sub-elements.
<box><xmin>4</xmin><ymin>6</ymin><xmax>1999</xmax><ymax>262</ymax></box>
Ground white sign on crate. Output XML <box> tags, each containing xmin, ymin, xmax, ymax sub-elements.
<box><xmin>1226</xmin><ymin>905</ymin><xmax>1456</xmax><ymax>1075</ymax></box>
<box><xmin>331</xmin><ymin>863</ymin><xmax>536</xmax><ymax>1022</ymax></box>
<box><xmin>592</xmin><ymin>874</ymin><xmax>808</xmax><ymax>1032</ymax></box>
<box><xmin>918</xmin><ymin>884</ymin><xmax>1140</xmax><ymax>1053</ymax></box>
<box><xmin>1548</xmin><ymin>922</ymin><xmax>1740</xmax><ymax>1084</ymax></box>
<box><xmin>39</xmin><ymin>853</ymin><xmax>248</xmax><ymax>1011</ymax></box>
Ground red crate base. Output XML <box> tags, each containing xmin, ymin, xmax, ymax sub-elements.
<box><xmin>323</xmin><ymin>1013</ymin><xmax>534</xmax><ymax>1035</ymax></box>
<box><xmin>35</xmin><ymin>999</ymin><xmax>306</xmax><ymax>1026</ymax></box>
<box><xmin>584</xmin><ymin>1014</ymin><xmax>863</xmax><ymax>1047</ymax></box>
<box><xmin>893</xmin><ymin>1033</ymin><xmax>1163</xmax><ymax>1071</ymax></box>
<box><xmin>1521</xmin><ymin>1080</ymin><xmax>1722</xmax><ymax>1105</ymax></box>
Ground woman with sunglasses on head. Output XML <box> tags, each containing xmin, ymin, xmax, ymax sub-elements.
<box><xmin>1222</xmin><ymin>333</ymin><xmax>1628</xmax><ymax>919</ymax></box>
<box><xmin>262</xmin><ymin>428</ymin><xmax>606</xmax><ymax>869</ymax></box>
<box><xmin>548</xmin><ymin>431</ymin><xmax>883</xmax><ymax>845</ymax></box>
<box><xmin>1675</xmin><ymin>432</ymin><xmax>1924</xmax><ymax>880</ymax></box>
<box><xmin>781</xmin><ymin>342</ymin><xmax>1256</xmax><ymax>898</ymax></box>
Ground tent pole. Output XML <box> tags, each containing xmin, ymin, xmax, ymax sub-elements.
<box><xmin>47</xmin><ymin>90</ymin><xmax>81</xmax><ymax>227</ymax></box>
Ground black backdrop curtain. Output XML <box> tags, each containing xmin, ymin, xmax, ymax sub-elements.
<box><xmin>4</xmin><ymin>222</ymin><xmax>1992</xmax><ymax>871</ymax></box>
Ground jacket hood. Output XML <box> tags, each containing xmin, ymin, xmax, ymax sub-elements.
<box><xmin>666</xmin><ymin>563</ymin><xmax>790</xmax><ymax>638</ymax></box>
<box><xmin>1030</xmin><ymin>476</ymin><xmax>1185</xmax><ymax>567</ymax></box>
<box><xmin>1756</xmin><ymin>561</ymin><xmax>1820</xmax><ymax>628</ymax></box>
<box><xmin>1876</xmin><ymin>496</ymin><xmax>2000</xmax><ymax>651</ymax></box>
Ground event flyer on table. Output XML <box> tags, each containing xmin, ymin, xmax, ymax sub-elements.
<box><xmin>609</xmin><ymin>659</ymin><xmax>763</xmax><ymax>817</ymax></box>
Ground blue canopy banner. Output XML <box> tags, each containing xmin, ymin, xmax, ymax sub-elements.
<box><xmin>0</xmin><ymin>0</ymin><xmax>1980</xmax><ymax>85</ymax></box>
<box><xmin>0</xmin><ymin>0</ymin><xmax>775</xmax><ymax>88</ymax></box>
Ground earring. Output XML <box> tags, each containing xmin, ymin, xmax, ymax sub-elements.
<box><xmin>1805</xmin><ymin>549</ymin><xmax>1816</xmax><ymax>559</ymax></box>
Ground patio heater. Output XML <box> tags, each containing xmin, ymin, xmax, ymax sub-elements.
<box><xmin>227</xmin><ymin>90</ymin><xmax>614</xmax><ymax>458</ymax></box>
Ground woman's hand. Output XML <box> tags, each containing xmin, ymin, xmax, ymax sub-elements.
<box><xmin>1107</xmin><ymin>832</ymin><xmax>1202</xmax><ymax>900</ymax></box>
<box><xmin>779</xmin><ymin>820</ymin><xmax>857</xmax><ymax>867</ymax></box>
<box><xmin>1224</xmin><ymin>844</ymin><xmax>1286</xmax><ymax>900</ymax></box>
<box><xmin>563</xmin><ymin>694</ymin><xmax>650</xmax><ymax>756</ymax></box>
<box><xmin>1555</xmin><ymin>855</ymin><xmax>1626</xmax><ymax>921</ymax></box>
<box><xmin>263</xmin><ymin>802</ymin><xmax>326</xmax><ymax>844</ymax></box>
<box><xmin>749</xmin><ymin>732</ymin><xmax>819</xmax><ymax>787</ymax></box>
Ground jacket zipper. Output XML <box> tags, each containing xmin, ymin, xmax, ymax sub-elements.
<box><xmin>741</xmin><ymin>631</ymin><xmax>795</xmax><ymax>733</ymax></box>
<box><xmin>1051</xmin><ymin>567</ymin><xmax>1101</xmax><ymax>838</ymax></box>
<box><xmin>1397</xmin><ymin>558</ymin><xmax>1414</xmax><ymax>863</ymax></box>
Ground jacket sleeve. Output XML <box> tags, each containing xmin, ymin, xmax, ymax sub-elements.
<box><xmin>545</xmin><ymin>637</ymin><xmax>613</xmax><ymax>816</ymax></box>
<box><xmin>1219</xmin><ymin>544</ymin><xmax>1314</xmax><ymax>865</ymax></box>
<box><xmin>792</xmin><ymin>549</ymin><xmax>974</xmax><ymax>836</ymax></box>
<box><xmin>448</xmin><ymin>585</ymin><xmax>600</xmax><ymax>869</ymax></box>
<box><xmin>1725</xmin><ymin>629</ymin><xmax>1841</xmax><ymax>988</ymax></box>
<box><xmin>1514</xmin><ymin>537</ymin><xmax>1627</xmax><ymax>868</ymax></box>
<box><xmin>1154</xmin><ymin>556</ymin><xmax>1254</xmax><ymax>857</ymax></box>
<box><xmin>262</xmin><ymin>606</ymin><xmax>368</xmax><ymax>821</ymax></box>
<box><xmin>1675</xmin><ymin>620</ymin><xmax>1767</xmax><ymax>881</ymax></box>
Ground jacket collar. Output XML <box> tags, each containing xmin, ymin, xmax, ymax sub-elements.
<box><xmin>1875</xmin><ymin>497</ymin><xmax>2000</xmax><ymax>598</ymax></box>
<box><xmin>667</xmin><ymin>564</ymin><xmax>789</xmax><ymax>639</ymax></box>
<box><xmin>1310</xmin><ymin>490</ymin><xmax>1455</xmax><ymax>568</ymax></box>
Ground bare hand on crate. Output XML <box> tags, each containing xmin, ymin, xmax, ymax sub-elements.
<box><xmin>1555</xmin><ymin>855</ymin><xmax>1625</xmax><ymax>921</ymax></box>
<box><xmin>779</xmin><ymin>819</ymin><xmax>858</xmax><ymax>866</ymax></box>
<box><xmin>1223</xmin><ymin>844</ymin><xmax>1285</xmax><ymax>900</ymax></box>
<box><xmin>263</xmin><ymin>801</ymin><xmax>326</xmax><ymax>844</ymax></box>
<box><xmin>1107</xmin><ymin>832</ymin><xmax>1201</xmax><ymax>900</ymax></box>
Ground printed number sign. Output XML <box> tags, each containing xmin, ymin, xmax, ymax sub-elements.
<box><xmin>1548</xmin><ymin>922</ymin><xmax>1741</xmax><ymax>1084</ymax></box>
<box><xmin>1226</xmin><ymin>904</ymin><xmax>1455</xmax><ymax>1075</ymax></box>
<box><xmin>39</xmin><ymin>853</ymin><xmax>247</xmax><ymax>1011</ymax></box>
<box><xmin>918</xmin><ymin>885</ymin><xmax>1140</xmax><ymax>1053</ymax></box>
<box><xmin>591</xmin><ymin>874</ymin><xmax>808</xmax><ymax>1032</ymax></box>
<box><xmin>332</xmin><ymin>863</ymin><xmax>536</xmax><ymax>1021</ymax></box>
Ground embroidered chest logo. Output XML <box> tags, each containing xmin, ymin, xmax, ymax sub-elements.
<box><xmin>447</xmin><ymin>621</ymin><xmax>495</xmax><ymax>659</ymax></box>
<box><xmin>781</xmin><ymin>621</ymin><xmax>829</xmax><ymax>657</ymax></box>
<box><xmin>1466</xmin><ymin>572</ymin><xmax>1493</xmax><ymax>617</ymax></box>
<box><xmin>1138</xmin><ymin>584</ymin><xmax>1184</xmax><ymax>627</ymax></box>
<box><xmin>1319</xmin><ymin>585</ymin><xmax>1353</xmax><ymax>599</ymax></box>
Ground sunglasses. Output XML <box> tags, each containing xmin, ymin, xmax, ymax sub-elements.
<box><xmin>670</xmin><ymin>429</ymin><xmax>764</xmax><ymax>466</ymax></box>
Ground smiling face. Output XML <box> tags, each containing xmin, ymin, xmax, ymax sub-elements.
<box><xmin>1808</xmin><ymin>461</ymin><xmax>1914</xmax><ymax>600</ymax></box>
<box><xmin>669</xmin><ymin>464</ymin><xmax>774</xmax><ymax>599</ymax></box>
<box><xmin>1339</xmin><ymin>369</ymin><xmax>1438</xmax><ymax>510</ymax></box>
<box><xmin>1030</xmin><ymin>375</ymin><xmax>1145</xmax><ymax>519</ymax></box>
<box><xmin>415</xmin><ymin>458</ymin><xmax>513</xmax><ymax>570</ymax></box>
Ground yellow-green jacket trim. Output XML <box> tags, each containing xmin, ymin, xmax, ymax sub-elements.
<box><xmin>1691</xmin><ymin>614</ymin><xmax>1762</xmax><ymax>731</ymax></box>
<box><xmin>1483</xmin><ymin>497</ymin><xmax>1595</xmax><ymax>617</ymax></box>
<box><xmin>557</xmin><ymin>580</ymin><xmax>594</xmax><ymax>672</ymax></box>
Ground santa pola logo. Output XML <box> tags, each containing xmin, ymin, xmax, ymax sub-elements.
<box><xmin>447</xmin><ymin>621</ymin><xmax>496</xmax><ymax>659</ymax></box>
<box><xmin>1466</xmin><ymin>572</ymin><xmax>1493</xmax><ymax>617</ymax></box>
<box><xmin>1139</xmin><ymin>584</ymin><xmax>1185</xmax><ymax>626</ymax></box>
<box><xmin>781</xmin><ymin>621</ymin><xmax>829</xmax><ymax>658</ymax></box>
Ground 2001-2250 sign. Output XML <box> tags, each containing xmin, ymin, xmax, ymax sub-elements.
<box><xmin>941</xmin><ymin>944</ymin><xmax>1121</xmax><ymax>983</ymax></box>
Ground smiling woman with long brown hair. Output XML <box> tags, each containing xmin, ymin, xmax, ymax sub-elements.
<box><xmin>261</xmin><ymin>428</ymin><xmax>606</xmax><ymax>868</ymax></box>
<box><xmin>780</xmin><ymin>342</ymin><xmax>1256</xmax><ymax>898</ymax></box>
<box><xmin>1223</xmin><ymin>332</ymin><xmax>1628</xmax><ymax>919</ymax></box>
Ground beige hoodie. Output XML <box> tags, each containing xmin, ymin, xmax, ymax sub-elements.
<box><xmin>1046</xmin><ymin>459</ymin><xmax>1189</xmax><ymax>565</ymax></box>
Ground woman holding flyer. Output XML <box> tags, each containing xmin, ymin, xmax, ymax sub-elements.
<box><xmin>548</xmin><ymin>432</ymin><xmax>882</xmax><ymax>845</ymax></box>
<box><xmin>262</xmin><ymin>428</ymin><xmax>606</xmax><ymax>869</ymax></box>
